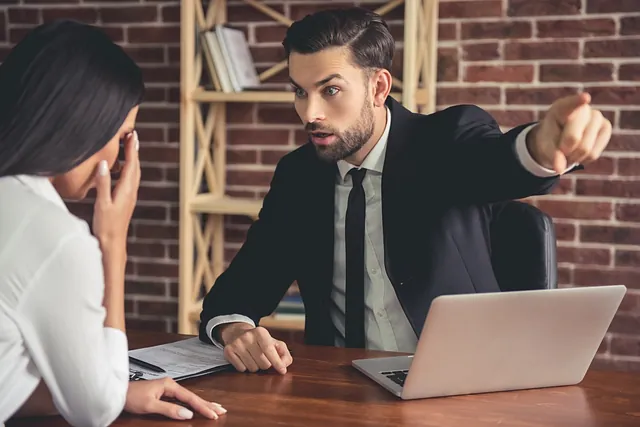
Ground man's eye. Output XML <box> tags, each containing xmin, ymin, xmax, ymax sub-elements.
<box><xmin>294</xmin><ymin>88</ymin><xmax>306</xmax><ymax>98</ymax></box>
<box><xmin>325</xmin><ymin>86</ymin><xmax>339</xmax><ymax>96</ymax></box>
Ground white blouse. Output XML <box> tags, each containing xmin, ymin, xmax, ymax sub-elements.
<box><xmin>0</xmin><ymin>175</ymin><xmax>129</xmax><ymax>427</ymax></box>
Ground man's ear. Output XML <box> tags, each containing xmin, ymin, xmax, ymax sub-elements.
<box><xmin>370</xmin><ymin>68</ymin><xmax>392</xmax><ymax>107</ymax></box>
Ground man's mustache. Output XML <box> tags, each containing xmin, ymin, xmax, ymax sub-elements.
<box><xmin>305</xmin><ymin>122</ymin><xmax>335</xmax><ymax>133</ymax></box>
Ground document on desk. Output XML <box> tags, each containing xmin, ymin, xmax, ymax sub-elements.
<box><xmin>128</xmin><ymin>337</ymin><xmax>231</xmax><ymax>381</ymax></box>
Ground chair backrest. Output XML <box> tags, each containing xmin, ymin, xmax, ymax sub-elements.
<box><xmin>490</xmin><ymin>201</ymin><xmax>557</xmax><ymax>292</ymax></box>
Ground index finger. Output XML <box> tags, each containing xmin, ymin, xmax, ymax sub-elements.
<box><xmin>551</xmin><ymin>92</ymin><xmax>591</xmax><ymax>125</ymax></box>
<box><xmin>256</xmin><ymin>334</ymin><xmax>287</xmax><ymax>374</ymax></box>
<box><xmin>163</xmin><ymin>380</ymin><xmax>227</xmax><ymax>419</ymax></box>
<box><xmin>117</xmin><ymin>131</ymin><xmax>141</xmax><ymax>193</ymax></box>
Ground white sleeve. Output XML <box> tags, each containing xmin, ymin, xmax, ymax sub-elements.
<box><xmin>205</xmin><ymin>315</ymin><xmax>255</xmax><ymax>350</ymax></box>
<box><xmin>19</xmin><ymin>232</ymin><xmax>128</xmax><ymax>427</ymax></box>
<box><xmin>515</xmin><ymin>124</ymin><xmax>575</xmax><ymax>177</ymax></box>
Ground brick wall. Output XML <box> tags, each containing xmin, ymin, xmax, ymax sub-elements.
<box><xmin>1</xmin><ymin>0</ymin><xmax>638</xmax><ymax>371</ymax></box>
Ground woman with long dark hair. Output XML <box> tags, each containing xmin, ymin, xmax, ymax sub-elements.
<box><xmin>0</xmin><ymin>20</ymin><xmax>226</xmax><ymax>426</ymax></box>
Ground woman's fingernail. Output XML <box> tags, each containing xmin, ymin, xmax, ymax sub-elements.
<box><xmin>178</xmin><ymin>407</ymin><xmax>193</xmax><ymax>419</ymax></box>
<box><xmin>99</xmin><ymin>160</ymin><xmax>109</xmax><ymax>176</ymax></box>
<box><xmin>134</xmin><ymin>130</ymin><xmax>139</xmax><ymax>152</ymax></box>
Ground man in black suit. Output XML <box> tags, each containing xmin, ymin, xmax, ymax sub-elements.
<box><xmin>198</xmin><ymin>7</ymin><xmax>612</xmax><ymax>375</ymax></box>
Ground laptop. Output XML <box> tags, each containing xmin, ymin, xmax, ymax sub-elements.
<box><xmin>352</xmin><ymin>285</ymin><xmax>626</xmax><ymax>400</ymax></box>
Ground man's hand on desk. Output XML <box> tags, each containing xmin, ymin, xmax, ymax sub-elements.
<box><xmin>125</xmin><ymin>377</ymin><xmax>227</xmax><ymax>420</ymax></box>
<box><xmin>218</xmin><ymin>323</ymin><xmax>293</xmax><ymax>375</ymax></box>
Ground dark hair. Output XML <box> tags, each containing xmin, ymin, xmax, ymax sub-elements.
<box><xmin>282</xmin><ymin>7</ymin><xmax>395</xmax><ymax>72</ymax></box>
<box><xmin>0</xmin><ymin>19</ymin><xmax>145</xmax><ymax>177</ymax></box>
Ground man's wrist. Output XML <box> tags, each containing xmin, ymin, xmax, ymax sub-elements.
<box><xmin>218</xmin><ymin>322</ymin><xmax>254</xmax><ymax>346</ymax></box>
<box><xmin>525</xmin><ymin>124</ymin><xmax>552</xmax><ymax>170</ymax></box>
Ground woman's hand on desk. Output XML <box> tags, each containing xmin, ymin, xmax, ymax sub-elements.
<box><xmin>125</xmin><ymin>377</ymin><xmax>227</xmax><ymax>421</ymax></box>
<box><xmin>221</xmin><ymin>324</ymin><xmax>293</xmax><ymax>375</ymax></box>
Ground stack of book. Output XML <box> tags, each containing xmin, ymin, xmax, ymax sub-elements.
<box><xmin>200</xmin><ymin>24</ymin><xmax>261</xmax><ymax>93</ymax></box>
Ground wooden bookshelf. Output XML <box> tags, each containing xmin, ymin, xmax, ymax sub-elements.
<box><xmin>178</xmin><ymin>0</ymin><xmax>440</xmax><ymax>334</ymax></box>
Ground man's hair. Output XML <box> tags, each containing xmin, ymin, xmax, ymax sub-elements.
<box><xmin>282</xmin><ymin>7</ymin><xmax>395</xmax><ymax>72</ymax></box>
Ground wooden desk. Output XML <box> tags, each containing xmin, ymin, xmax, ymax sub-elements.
<box><xmin>9</xmin><ymin>331</ymin><xmax>640</xmax><ymax>427</ymax></box>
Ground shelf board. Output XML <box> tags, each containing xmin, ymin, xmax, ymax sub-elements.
<box><xmin>191</xmin><ymin>87</ymin><xmax>427</xmax><ymax>104</ymax></box>
<box><xmin>190</xmin><ymin>194</ymin><xmax>262</xmax><ymax>216</ymax></box>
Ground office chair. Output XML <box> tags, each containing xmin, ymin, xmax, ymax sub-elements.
<box><xmin>490</xmin><ymin>200</ymin><xmax>558</xmax><ymax>292</ymax></box>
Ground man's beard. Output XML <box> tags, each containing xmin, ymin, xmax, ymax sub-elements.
<box><xmin>308</xmin><ymin>100</ymin><xmax>375</xmax><ymax>163</ymax></box>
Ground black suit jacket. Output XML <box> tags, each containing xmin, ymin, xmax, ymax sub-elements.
<box><xmin>199</xmin><ymin>97</ymin><xmax>568</xmax><ymax>346</ymax></box>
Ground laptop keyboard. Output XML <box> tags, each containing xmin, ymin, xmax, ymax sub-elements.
<box><xmin>381</xmin><ymin>369</ymin><xmax>408</xmax><ymax>387</ymax></box>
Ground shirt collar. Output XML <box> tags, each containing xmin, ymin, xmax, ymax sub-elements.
<box><xmin>13</xmin><ymin>174</ymin><xmax>69</xmax><ymax>211</ymax></box>
<box><xmin>337</xmin><ymin>106</ymin><xmax>391</xmax><ymax>181</ymax></box>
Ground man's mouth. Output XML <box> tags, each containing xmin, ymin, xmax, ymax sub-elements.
<box><xmin>310</xmin><ymin>131</ymin><xmax>336</xmax><ymax>146</ymax></box>
<box><xmin>311</xmin><ymin>131</ymin><xmax>333</xmax><ymax>138</ymax></box>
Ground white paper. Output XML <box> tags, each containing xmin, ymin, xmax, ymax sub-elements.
<box><xmin>128</xmin><ymin>337</ymin><xmax>230</xmax><ymax>381</ymax></box>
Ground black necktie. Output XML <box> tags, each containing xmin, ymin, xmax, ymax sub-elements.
<box><xmin>345</xmin><ymin>168</ymin><xmax>367</xmax><ymax>348</ymax></box>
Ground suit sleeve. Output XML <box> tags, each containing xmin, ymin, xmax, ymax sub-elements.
<box><xmin>433</xmin><ymin>104</ymin><xmax>579</xmax><ymax>205</ymax></box>
<box><xmin>199</xmin><ymin>155</ymin><xmax>299</xmax><ymax>345</ymax></box>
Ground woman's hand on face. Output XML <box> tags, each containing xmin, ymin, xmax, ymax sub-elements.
<box><xmin>125</xmin><ymin>378</ymin><xmax>227</xmax><ymax>421</ymax></box>
<box><xmin>92</xmin><ymin>130</ymin><xmax>140</xmax><ymax>247</ymax></box>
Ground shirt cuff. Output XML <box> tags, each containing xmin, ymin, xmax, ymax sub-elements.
<box><xmin>515</xmin><ymin>123</ymin><xmax>575</xmax><ymax>177</ymax></box>
<box><xmin>205</xmin><ymin>315</ymin><xmax>256</xmax><ymax>350</ymax></box>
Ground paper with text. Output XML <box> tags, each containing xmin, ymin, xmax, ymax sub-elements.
<box><xmin>128</xmin><ymin>337</ymin><xmax>231</xmax><ymax>381</ymax></box>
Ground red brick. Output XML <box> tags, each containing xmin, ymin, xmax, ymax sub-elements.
<box><xmin>557</xmin><ymin>246</ymin><xmax>611</xmax><ymax>265</ymax></box>
<box><xmin>586</xmin><ymin>86</ymin><xmax>640</xmax><ymax>105</ymax></box>
<box><xmin>24</xmin><ymin>0</ymin><xmax>78</xmax><ymax>4</ymax></box>
<box><xmin>9</xmin><ymin>28</ymin><xmax>31</xmax><ymax>43</ymax></box>
<box><xmin>537</xmin><ymin>18</ymin><xmax>615</xmax><ymax>38</ymax></box>
<box><xmin>138</xmin><ymin>300</ymin><xmax>178</xmax><ymax>316</ymax></box>
<box><xmin>555</xmin><ymin>222</ymin><xmax>577</xmax><ymax>241</ymax></box>
<box><xmin>132</xmin><ymin>205</ymin><xmax>167</xmax><ymax>221</ymax></box>
<box><xmin>137</xmin><ymin>262</ymin><xmax>178</xmax><ymax>278</ymax></box>
<box><xmin>126</xmin><ymin>280</ymin><xmax>166</xmax><ymax>297</ymax></box>
<box><xmin>439</xmin><ymin>0</ymin><xmax>502</xmax><ymax>18</ymax></box>
<box><xmin>609</xmin><ymin>314</ymin><xmax>640</xmax><ymax>335</ymax></box>
<box><xmin>255</xmin><ymin>24</ymin><xmax>287</xmax><ymax>43</ymax></box>
<box><xmin>505</xmin><ymin>41</ymin><xmax>580</xmax><ymax>60</ymax></box>
<box><xmin>437</xmin><ymin>47</ymin><xmax>458</xmax><ymax>82</ymax></box>
<box><xmin>620</xmin><ymin>291</ymin><xmax>640</xmax><ymax>312</ymax></box>
<box><xmin>250</xmin><ymin>46</ymin><xmax>285</xmax><ymax>64</ymax></box>
<box><xmin>227</xmin><ymin>103</ymin><xmax>255</xmax><ymax>124</ymax></box>
<box><xmin>227</xmin><ymin>170</ymin><xmax>274</xmax><ymax>187</ymax></box>
<box><xmin>575</xmin><ymin>268</ymin><xmax>640</xmax><ymax>289</ymax></box>
<box><xmin>257</xmin><ymin>105</ymin><xmax>300</xmax><ymax>125</ymax></box>
<box><xmin>461</xmin><ymin>21</ymin><xmax>531</xmax><ymax>40</ymax></box>
<box><xmin>438</xmin><ymin>23</ymin><xmax>457</xmax><ymax>41</ymax></box>
<box><xmin>461</xmin><ymin>43</ymin><xmax>500</xmax><ymax>61</ymax></box>
<box><xmin>8</xmin><ymin>7</ymin><xmax>40</xmax><ymax>24</ymax></box>
<box><xmin>610</xmin><ymin>335</ymin><xmax>640</xmax><ymax>357</ymax></box>
<box><xmin>128</xmin><ymin>25</ymin><xmax>179</xmax><ymax>44</ymax></box>
<box><xmin>585</xmin><ymin>40</ymin><xmax>640</xmax><ymax>58</ymax></box>
<box><xmin>161</xmin><ymin>5</ymin><xmax>179</xmax><ymax>23</ymax></box>
<box><xmin>577</xmin><ymin>179</ymin><xmax>640</xmax><ymax>198</ymax></box>
<box><xmin>261</xmin><ymin>149</ymin><xmax>290</xmax><ymax>165</ymax></box>
<box><xmin>621</xmin><ymin>17</ymin><xmax>640</xmax><ymax>35</ymax></box>
<box><xmin>574</xmin><ymin>156</ymin><xmax>615</xmax><ymax>175</ymax></box>
<box><xmin>136</xmin><ymin>224</ymin><xmax>178</xmax><ymax>240</ymax></box>
<box><xmin>581</xmin><ymin>225</ymin><xmax>640</xmax><ymax>245</ymax></box>
<box><xmin>141</xmin><ymin>65</ymin><xmax>179</xmax><ymax>84</ymax></box>
<box><xmin>557</xmin><ymin>266</ymin><xmax>573</xmax><ymax>285</ymax></box>
<box><xmin>126</xmin><ymin>318</ymin><xmax>168</xmax><ymax>332</ymax></box>
<box><xmin>591</xmin><ymin>357</ymin><xmax>640</xmax><ymax>372</ymax></box>
<box><xmin>616</xmin><ymin>204</ymin><xmax>640</xmax><ymax>222</ymax></box>
<box><xmin>506</xmin><ymin>87</ymin><xmax>578</xmax><ymax>105</ymax></box>
<box><xmin>620</xmin><ymin>64</ymin><xmax>640</xmax><ymax>81</ymax></box>
<box><xmin>136</xmin><ymin>127</ymin><xmax>166</xmax><ymax>144</ymax></box>
<box><xmin>128</xmin><ymin>243</ymin><xmax>165</xmax><ymax>259</ymax></box>
<box><xmin>537</xmin><ymin>200</ymin><xmax>613</xmax><ymax>220</ymax></box>
<box><xmin>230</xmin><ymin>4</ymin><xmax>285</xmax><ymax>21</ymax></box>
<box><xmin>621</xmin><ymin>111</ymin><xmax>640</xmax><ymax>130</ymax></box>
<box><xmin>137</xmin><ymin>186</ymin><xmax>178</xmax><ymax>203</ymax></box>
<box><xmin>99</xmin><ymin>26</ymin><xmax>124</xmax><ymax>43</ymax></box>
<box><xmin>42</xmin><ymin>7</ymin><xmax>98</xmax><ymax>23</ymax></box>
<box><xmin>137</xmin><ymin>106</ymin><xmax>178</xmax><ymax>124</ymax></box>
<box><xmin>618</xmin><ymin>159</ymin><xmax>640</xmax><ymax>176</ymax></box>
<box><xmin>226</xmin><ymin>227</ymin><xmax>249</xmax><ymax>244</ymax></box>
<box><xmin>465</xmin><ymin>65</ymin><xmax>534</xmax><ymax>83</ymax></box>
<box><xmin>587</xmin><ymin>0</ymin><xmax>639</xmax><ymax>13</ymax></box>
<box><xmin>615</xmin><ymin>250</ymin><xmax>640</xmax><ymax>268</ymax></box>
<box><xmin>124</xmin><ymin>46</ymin><xmax>165</xmax><ymax>64</ymax></box>
<box><xmin>540</xmin><ymin>64</ymin><xmax>613</xmax><ymax>83</ymax></box>
<box><xmin>101</xmin><ymin>6</ymin><xmax>157</xmax><ymax>23</ymax></box>
<box><xmin>139</xmin><ymin>145</ymin><xmax>178</xmax><ymax>163</ymax></box>
<box><xmin>437</xmin><ymin>87</ymin><xmax>501</xmax><ymax>106</ymax></box>
<box><xmin>549</xmin><ymin>178</ymin><xmax>575</xmax><ymax>195</ymax></box>
<box><xmin>487</xmin><ymin>110</ymin><xmax>536</xmax><ymax>129</ymax></box>
<box><xmin>0</xmin><ymin>11</ymin><xmax>5</xmax><ymax>42</ymax></box>
<box><xmin>167</xmin><ymin>46</ymin><xmax>179</xmax><ymax>64</ymax></box>
<box><xmin>228</xmin><ymin>129</ymin><xmax>290</xmax><ymax>146</ymax></box>
<box><xmin>227</xmin><ymin>149</ymin><xmax>259</xmax><ymax>165</ymax></box>
<box><xmin>508</xmin><ymin>0</ymin><xmax>581</xmax><ymax>16</ymax></box>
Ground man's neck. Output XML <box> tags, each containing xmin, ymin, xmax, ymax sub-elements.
<box><xmin>344</xmin><ymin>105</ymin><xmax>388</xmax><ymax>167</ymax></box>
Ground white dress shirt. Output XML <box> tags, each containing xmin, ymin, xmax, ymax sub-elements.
<box><xmin>0</xmin><ymin>175</ymin><xmax>129</xmax><ymax>427</ymax></box>
<box><xmin>206</xmin><ymin>108</ymin><xmax>562</xmax><ymax>352</ymax></box>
